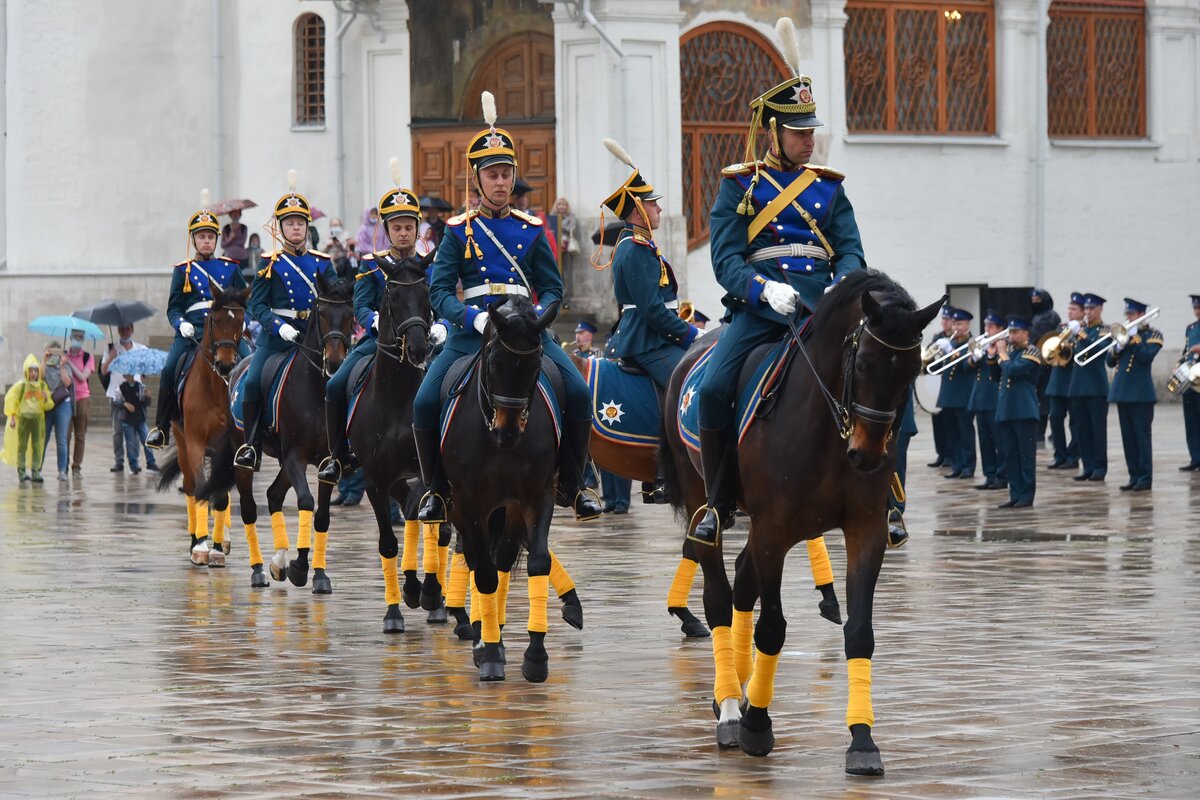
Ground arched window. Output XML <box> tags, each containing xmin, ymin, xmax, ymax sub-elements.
<box><xmin>294</xmin><ymin>13</ymin><xmax>326</xmax><ymax>127</ymax></box>
<box><xmin>1048</xmin><ymin>0</ymin><xmax>1146</xmax><ymax>139</ymax></box>
<box><xmin>680</xmin><ymin>23</ymin><xmax>790</xmax><ymax>248</ymax></box>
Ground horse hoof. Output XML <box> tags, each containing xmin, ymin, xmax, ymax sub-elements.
<box><xmin>420</xmin><ymin>589</ymin><xmax>442</xmax><ymax>612</ymax></box>
<box><xmin>819</xmin><ymin>599</ymin><xmax>843</xmax><ymax>626</ymax></box>
<box><xmin>479</xmin><ymin>662</ymin><xmax>506</xmax><ymax>682</ymax></box>
<box><xmin>311</xmin><ymin>569</ymin><xmax>332</xmax><ymax>595</ymax></box>
<box><xmin>269</xmin><ymin>549</ymin><xmax>287</xmax><ymax>582</ymax></box>
<box><xmin>190</xmin><ymin>540</ymin><xmax>210</xmax><ymax>566</ymax></box>
<box><xmin>453</xmin><ymin>619</ymin><xmax>474</xmax><ymax>641</ymax></box>
<box><xmin>222</xmin><ymin>539</ymin><xmax>232</xmax><ymax>556</ymax></box>
<box><xmin>561</xmin><ymin>603</ymin><xmax>583</xmax><ymax>630</ymax></box>
<box><xmin>426</xmin><ymin>605</ymin><xmax>448</xmax><ymax>624</ymax></box>
<box><xmin>521</xmin><ymin>655</ymin><xmax>549</xmax><ymax>683</ymax></box>
<box><xmin>383</xmin><ymin>605</ymin><xmax>405</xmax><ymax>634</ymax></box>
<box><xmin>739</xmin><ymin>708</ymin><xmax>774</xmax><ymax>757</ymax></box>
<box><xmin>845</xmin><ymin>748</ymin><xmax>885</xmax><ymax>776</ymax></box>
<box><xmin>478</xmin><ymin>643</ymin><xmax>506</xmax><ymax>682</ymax></box>
<box><xmin>670</xmin><ymin>607</ymin><xmax>710</xmax><ymax>638</ymax></box>
<box><xmin>716</xmin><ymin>719</ymin><xmax>741</xmax><ymax>749</ymax></box>
<box><xmin>207</xmin><ymin>549</ymin><xmax>226</xmax><ymax>568</ymax></box>
<box><xmin>250</xmin><ymin>567</ymin><xmax>269</xmax><ymax>588</ymax></box>
<box><xmin>287</xmin><ymin>559</ymin><xmax>309</xmax><ymax>588</ymax></box>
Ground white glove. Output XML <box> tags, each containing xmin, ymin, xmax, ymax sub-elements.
<box><xmin>472</xmin><ymin>313</ymin><xmax>488</xmax><ymax>335</ymax></box>
<box><xmin>761</xmin><ymin>281</ymin><xmax>800</xmax><ymax>316</ymax></box>
<box><xmin>371</xmin><ymin>315</ymin><xmax>379</xmax><ymax>332</ymax></box>
<box><xmin>936</xmin><ymin>337</ymin><xmax>954</xmax><ymax>354</ymax></box>
<box><xmin>178</xmin><ymin>321</ymin><xmax>195</xmax><ymax>338</ymax></box>
<box><xmin>1067</xmin><ymin>319</ymin><xmax>1082</xmax><ymax>334</ymax></box>
<box><xmin>279</xmin><ymin>323</ymin><xmax>299</xmax><ymax>343</ymax></box>
<box><xmin>430</xmin><ymin>322</ymin><xmax>448</xmax><ymax>346</ymax></box>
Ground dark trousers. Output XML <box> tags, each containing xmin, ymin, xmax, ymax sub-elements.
<box><xmin>1184</xmin><ymin>391</ymin><xmax>1200</xmax><ymax>467</ymax></box>
<box><xmin>890</xmin><ymin>431</ymin><xmax>913</xmax><ymax>514</ymax></box>
<box><xmin>1070</xmin><ymin>396</ymin><xmax>1108</xmax><ymax>477</ymax></box>
<box><xmin>1047</xmin><ymin>395</ymin><xmax>1077</xmax><ymax>463</ymax></box>
<box><xmin>698</xmin><ymin>310</ymin><xmax>784</xmax><ymax>429</ymax></box>
<box><xmin>999</xmin><ymin>418</ymin><xmax>1036</xmax><ymax>503</ymax></box>
<box><xmin>628</xmin><ymin>344</ymin><xmax>686</xmax><ymax>391</ymax></box>
<box><xmin>931</xmin><ymin>411</ymin><xmax>947</xmax><ymax>461</ymax></box>
<box><xmin>1036</xmin><ymin>366</ymin><xmax>1051</xmax><ymax>441</ymax></box>
<box><xmin>975</xmin><ymin>410</ymin><xmax>1002</xmax><ymax>481</ymax></box>
<box><xmin>941</xmin><ymin>407</ymin><xmax>975</xmax><ymax>475</ymax></box>
<box><xmin>1116</xmin><ymin>402</ymin><xmax>1154</xmax><ymax>487</ymax></box>
<box><xmin>600</xmin><ymin>469</ymin><xmax>631</xmax><ymax>512</ymax></box>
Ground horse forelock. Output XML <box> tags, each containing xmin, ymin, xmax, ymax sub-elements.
<box><xmin>815</xmin><ymin>269</ymin><xmax>916</xmax><ymax>337</ymax></box>
<box><xmin>324</xmin><ymin>275</ymin><xmax>356</xmax><ymax>302</ymax></box>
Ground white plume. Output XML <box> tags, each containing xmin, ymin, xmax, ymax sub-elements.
<box><xmin>776</xmin><ymin>17</ymin><xmax>802</xmax><ymax>77</ymax></box>
<box><xmin>389</xmin><ymin>156</ymin><xmax>402</xmax><ymax>186</ymax></box>
<box><xmin>603</xmin><ymin>138</ymin><xmax>635</xmax><ymax>169</ymax></box>
<box><xmin>481</xmin><ymin>91</ymin><xmax>497</xmax><ymax>127</ymax></box>
<box><xmin>200</xmin><ymin>188</ymin><xmax>210</xmax><ymax>208</ymax></box>
<box><xmin>287</xmin><ymin>168</ymin><xmax>298</xmax><ymax>192</ymax></box>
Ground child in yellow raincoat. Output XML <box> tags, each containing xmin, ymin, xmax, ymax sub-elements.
<box><xmin>5</xmin><ymin>354</ymin><xmax>56</xmax><ymax>482</ymax></box>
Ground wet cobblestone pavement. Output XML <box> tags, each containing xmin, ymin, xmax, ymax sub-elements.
<box><xmin>3</xmin><ymin>413</ymin><xmax>1200</xmax><ymax>798</ymax></box>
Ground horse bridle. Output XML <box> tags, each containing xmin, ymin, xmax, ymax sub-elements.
<box><xmin>478</xmin><ymin>327</ymin><xmax>542</xmax><ymax>431</ymax></box>
<box><xmin>194</xmin><ymin>303</ymin><xmax>247</xmax><ymax>386</ymax></box>
<box><xmin>294</xmin><ymin>294</ymin><xmax>352</xmax><ymax>374</ymax></box>
<box><xmin>375</xmin><ymin>274</ymin><xmax>431</xmax><ymax>367</ymax></box>
<box><xmin>786</xmin><ymin>313</ymin><xmax>921</xmax><ymax>441</ymax></box>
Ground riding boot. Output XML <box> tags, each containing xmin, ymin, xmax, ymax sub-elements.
<box><xmin>146</xmin><ymin>384</ymin><xmax>176</xmax><ymax>449</ymax></box>
<box><xmin>641</xmin><ymin>455</ymin><xmax>669</xmax><ymax>505</ymax></box>
<box><xmin>317</xmin><ymin>398</ymin><xmax>348</xmax><ymax>484</ymax></box>
<box><xmin>414</xmin><ymin>427</ymin><xmax>449</xmax><ymax>523</ymax></box>
<box><xmin>557</xmin><ymin>419</ymin><xmax>604</xmax><ymax>521</ymax></box>
<box><xmin>234</xmin><ymin>398</ymin><xmax>262</xmax><ymax>471</ymax></box>
<box><xmin>688</xmin><ymin>425</ymin><xmax>736</xmax><ymax>547</ymax></box>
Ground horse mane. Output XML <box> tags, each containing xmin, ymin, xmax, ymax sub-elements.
<box><xmin>212</xmin><ymin>286</ymin><xmax>249</xmax><ymax>310</ymax></box>
<box><xmin>814</xmin><ymin>268</ymin><xmax>916</xmax><ymax>341</ymax></box>
<box><xmin>324</xmin><ymin>274</ymin><xmax>355</xmax><ymax>302</ymax></box>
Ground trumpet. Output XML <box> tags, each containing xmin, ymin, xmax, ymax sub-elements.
<box><xmin>1168</xmin><ymin>354</ymin><xmax>1200</xmax><ymax>394</ymax></box>
<box><xmin>1073</xmin><ymin>308</ymin><xmax>1160</xmax><ymax>366</ymax></box>
<box><xmin>1037</xmin><ymin>323</ymin><xmax>1081</xmax><ymax>367</ymax></box>
<box><xmin>926</xmin><ymin>330</ymin><xmax>1008</xmax><ymax>375</ymax></box>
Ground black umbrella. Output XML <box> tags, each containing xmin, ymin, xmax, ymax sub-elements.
<box><xmin>73</xmin><ymin>299</ymin><xmax>158</xmax><ymax>328</ymax></box>
<box><xmin>419</xmin><ymin>195</ymin><xmax>453</xmax><ymax>212</ymax></box>
<box><xmin>591</xmin><ymin>222</ymin><xmax>626</xmax><ymax>245</ymax></box>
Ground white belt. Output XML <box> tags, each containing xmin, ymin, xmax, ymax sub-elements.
<box><xmin>462</xmin><ymin>283</ymin><xmax>531</xmax><ymax>300</ymax></box>
<box><xmin>622</xmin><ymin>300</ymin><xmax>679</xmax><ymax>312</ymax></box>
<box><xmin>186</xmin><ymin>300</ymin><xmax>213</xmax><ymax>314</ymax></box>
<box><xmin>271</xmin><ymin>307</ymin><xmax>310</xmax><ymax>319</ymax></box>
<box><xmin>747</xmin><ymin>244</ymin><xmax>831</xmax><ymax>263</ymax></box>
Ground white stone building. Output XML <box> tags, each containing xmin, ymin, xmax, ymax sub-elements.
<box><xmin>1</xmin><ymin>0</ymin><xmax>1197</xmax><ymax>383</ymax></box>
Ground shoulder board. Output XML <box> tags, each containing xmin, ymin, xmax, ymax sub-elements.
<box><xmin>510</xmin><ymin>209</ymin><xmax>543</xmax><ymax>226</ymax></box>
<box><xmin>375</xmin><ymin>250</ymin><xmax>390</xmax><ymax>258</ymax></box>
<box><xmin>722</xmin><ymin>161</ymin><xmax>765</xmax><ymax>177</ymax></box>
<box><xmin>355</xmin><ymin>267</ymin><xmax>380</xmax><ymax>280</ymax></box>
<box><xmin>361</xmin><ymin>252</ymin><xmax>376</xmax><ymax>261</ymax></box>
<box><xmin>447</xmin><ymin>210</ymin><xmax>478</xmax><ymax>227</ymax></box>
<box><xmin>219</xmin><ymin>256</ymin><xmax>240</xmax><ymax>264</ymax></box>
<box><xmin>173</xmin><ymin>260</ymin><xmax>191</xmax><ymax>269</ymax></box>
<box><xmin>1022</xmin><ymin>347</ymin><xmax>1041</xmax><ymax>362</ymax></box>
<box><xmin>803</xmin><ymin>164</ymin><xmax>846</xmax><ymax>180</ymax></box>
<box><xmin>308</xmin><ymin>249</ymin><xmax>331</xmax><ymax>259</ymax></box>
<box><xmin>260</xmin><ymin>250</ymin><xmax>277</xmax><ymax>260</ymax></box>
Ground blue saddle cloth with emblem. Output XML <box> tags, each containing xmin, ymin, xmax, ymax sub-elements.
<box><xmin>438</xmin><ymin>359</ymin><xmax>562</xmax><ymax>449</ymax></box>
<box><xmin>583</xmin><ymin>357</ymin><xmax>660</xmax><ymax>448</ymax></box>
<box><xmin>230</xmin><ymin>351</ymin><xmax>299</xmax><ymax>433</ymax></box>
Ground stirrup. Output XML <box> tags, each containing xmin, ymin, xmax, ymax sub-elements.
<box><xmin>572</xmin><ymin>488</ymin><xmax>603</xmax><ymax>521</ymax></box>
<box><xmin>317</xmin><ymin>456</ymin><xmax>341</xmax><ymax>485</ymax></box>
<box><xmin>687</xmin><ymin>505</ymin><xmax>723</xmax><ymax>547</ymax></box>
<box><xmin>234</xmin><ymin>443</ymin><xmax>258</xmax><ymax>471</ymax></box>
<box><xmin>887</xmin><ymin>509</ymin><xmax>909</xmax><ymax>549</ymax></box>
<box><xmin>640</xmin><ymin>481</ymin><xmax>668</xmax><ymax>505</ymax></box>
<box><xmin>146</xmin><ymin>427</ymin><xmax>168</xmax><ymax>449</ymax></box>
<box><xmin>417</xmin><ymin>490</ymin><xmax>448</xmax><ymax>523</ymax></box>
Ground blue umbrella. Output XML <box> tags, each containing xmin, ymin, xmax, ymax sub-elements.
<box><xmin>28</xmin><ymin>315</ymin><xmax>104</xmax><ymax>340</ymax></box>
<box><xmin>111</xmin><ymin>348</ymin><xmax>169</xmax><ymax>376</ymax></box>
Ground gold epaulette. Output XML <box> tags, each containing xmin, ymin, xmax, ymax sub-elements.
<box><xmin>260</xmin><ymin>250</ymin><xmax>276</xmax><ymax>260</ymax></box>
<box><xmin>511</xmin><ymin>209</ymin><xmax>543</xmax><ymax>226</ymax></box>
<box><xmin>361</xmin><ymin>252</ymin><xmax>376</xmax><ymax>261</ymax></box>
<box><xmin>1022</xmin><ymin>346</ymin><xmax>1042</xmax><ymax>362</ymax></box>
<box><xmin>447</xmin><ymin>209</ymin><xmax>478</xmax><ymax>227</ymax></box>
<box><xmin>722</xmin><ymin>161</ymin><xmax>766</xmax><ymax>177</ymax></box>
<box><xmin>309</xmin><ymin>249</ymin><xmax>331</xmax><ymax>259</ymax></box>
<box><xmin>219</xmin><ymin>256</ymin><xmax>240</xmax><ymax>264</ymax></box>
<box><xmin>355</xmin><ymin>267</ymin><xmax>380</xmax><ymax>280</ymax></box>
<box><xmin>173</xmin><ymin>260</ymin><xmax>190</xmax><ymax>269</ymax></box>
<box><xmin>374</xmin><ymin>250</ymin><xmax>390</xmax><ymax>258</ymax></box>
<box><xmin>803</xmin><ymin>164</ymin><xmax>846</xmax><ymax>180</ymax></box>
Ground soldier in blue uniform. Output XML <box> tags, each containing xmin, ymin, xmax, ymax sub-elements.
<box><xmin>601</xmin><ymin>138</ymin><xmax>700</xmax><ymax>501</ymax></box>
<box><xmin>234</xmin><ymin>172</ymin><xmax>339</xmax><ymax>470</ymax></box>
<box><xmin>967</xmin><ymin>310</ymin><xmax>1007</xmax><ymax>490</ymax></box>
<box><xmin>1067</xmin><ymin>293</ymin><xmax>1110</xmax><ymax>481</ymax></box>
<box><xmin>1107</xmin><ymin>298</ymin><xmax>1163</xmax><ymax>491</ymax></box>
<box><xmin>995</xmin><ymin>315</ymin><xmax>1041</xmax><ymax>508</ymax></box>
<box><xmin>1180</xmin><ymin>295</ymin><xmax>1200</xmax><ymax>471</ymax></box>
<box><xmin>147</xmin><ymin>199</ymin><xmax>249</xmax><ymax>449</ymax></box>
<box><xmin>935</xmin><ymin>308</ymin><xmax>977</xmax><ymax>479</ymax></box>
<box><xmin>1045</xmin><ymin>292</ymin><xmax>1084</xmax><ymax>470</ymax></box>
<box><xmin>691</xmin><ymin>72</ymin><xmax>866</xmax><ymax>545</ymax></box>
<box><xmin>411</xmin><ymin>93</ymin><xmax>602</xmax><ymax>522</ymax></box>
<box><xmin>927</xmin><ymin>305</ymin><xmax>955</xmax><ymax>468</ymax></box>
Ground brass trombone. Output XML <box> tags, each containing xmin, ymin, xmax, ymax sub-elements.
<box><xmin>926</xmin><ymin>329</ymin><xmax>1009</xmax><ymax>375</ymax></box>
<box><xmin>1073</xmin><ymin>308</ymin><xmax>1160</xmax><ymax>366</ymax></box>
<box><xmin>1037</xmin><ymin>323</ymin><xmax>1081</xmax><ymax>367</ymax></box>
<box><xmin>1168</xmin><ymin>354</ymin><xmax>1200</xmax><ymax>394</ymax></box>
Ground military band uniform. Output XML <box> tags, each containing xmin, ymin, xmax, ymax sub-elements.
<box><xmin>1182</xmin><ymin>303</ymin><xmax>1200</xmax><ymax>470</ymax></box>
<box><xmin>1045</xmin><ymin>294</ymin><xmax>1084</xmax><ymax>469</ymax></box>
<box><xmin>995</xmin><ymin>326</ymin><xmax>1041</xmax><ymax>507</ymax></box>
<box><xmin>936</xmin><ymin>320</ymin><xmax>976</xmax><ymax>479</ymax></box>
<box><xmin>1067</xmin><ymin>299</ymin><xmax>1110</xmax><ymax>481</ymax></box>
<box><xmin>1107</xmin><ymin>301</ymin><xmax>1162</xmax><ymax>490</ymax></box>
<box><xmin>967</xmin><ymin>345</ymin><xmax>1005</xmax><ymax>489</ymax></box>
<box><xmin>928</xmin><ymin>313</ymin><xmax>952</xmax><ymax>467</ymax></box>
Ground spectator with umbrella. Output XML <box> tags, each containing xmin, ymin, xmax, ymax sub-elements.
<box><xmin>99</xmin><ymin>323</ymin><xmax>157</xmax><ymax>473</ymax></box>
<box><xmin>221</xmin><ymin>209</ymin><xmax>249</xmax><ymax>273</ymax></box>
<box><xmin>27</xmin><ymin>316</ymin><xmax>103</xmax><ymax>477</ymax></box>
<box><xmin>41</xmin><ymin>341</ymin><xmax>73</xmax><ymax>480</ymax></box>
<box><xmin>111</xmin><ymin>348</ymin><xmax>168</xmax><ymax>475</ymax></box>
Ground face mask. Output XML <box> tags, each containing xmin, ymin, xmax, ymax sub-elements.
<box><xmin>120</xmin><ymin>336</ymin><xmax>132</xmax><ymax>344</ymax></box>
<box><xmin>69</xmin><ymin>341</ymin><xmax>83</xmax><ymax>352</ymax></box>
<box><xmin>330</xmin><ymin>226</ymin><xmax>344</xmax><ymax>239</ymax></box>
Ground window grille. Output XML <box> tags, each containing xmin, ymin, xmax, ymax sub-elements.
<box><xmin>295</xmin><ymin>13</ymin><xmax>326</xmax><ymax>126</ymax></box>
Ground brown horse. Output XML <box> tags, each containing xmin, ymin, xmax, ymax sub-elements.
<box><xmin>155</xmin><ymin>284</ymin><xmax>250</xmax><ymax>567</ymax></box>
<box><xmin>663</xmin><ymin>269</ymin><xmax>943</xmax><ymax>774</ymax></box>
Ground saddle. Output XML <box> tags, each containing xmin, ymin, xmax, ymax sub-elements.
<box><xmin>229</xmin><ymin>350</ymin><xmax>298</xmax><ymax>433</ymax></box>
<box><xmin>343</xmin><ymin>354</ymin><xmax>378</xmax><ymax>434</ymax></box>
<box><xmin>437</xmin><ymin>351</ymin><xmax>565</xmax><ymax>447</ymax></box>
<box><xmin>174</xmin><ymin>345</ymin><xmax>199</xmax><ymax>403</ymax></box>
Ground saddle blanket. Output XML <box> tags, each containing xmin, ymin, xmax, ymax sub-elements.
<box><xmin>439</xmin><ymin>360</ymin><xmax>561</xmax><ymax>449</ymax></box>
<box><xmin>582</xmin><ymin>357</ymin><xmax>659</xmax><ymax>448</ymax></box>
<box><xmin>230</xmin><ymin>351</ymin><xmax>298</xmax><ymax>433</ymax></box>
<box><xmin>344</xmin><ymin>355</ymin><xmax>378</xmax><ymax>434</ymax></box>
<box><xmin>175</xmin><ymin>345</ymin><xmax>198</xmax><ymax>401</ymax></box>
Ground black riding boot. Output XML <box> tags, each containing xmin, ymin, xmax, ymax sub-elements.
<box><xmin>641</xmin><ymin>450</ymin><xmax>670</xmax><ymax>504</ymax></box>
<box><xmin>688</xmin><ymin>425</ymin><xmax>736</xmax><ymax>547</ymax></box>
<box><xmin>317</xmin><ymin>398</ymin><xmax>354</xmax><ymax>484</ymax></box>
<box><xmin>146</xmin><ymin>384</ymin><xmax>177</xmax><ymax>449</ymax></box>
<box><xmin>557</xmin><ymin>419</ymin><xmax>604</xmax><ymax>521</ymax></box>
<box><xmin>234</xmin><ymin>398</ymin><xmax>262</xmax><ymax>471</ymax></box>
<box><xmin>414</xmin><ymin>427</ymin><xmax>448</xmax><ymax>523</ymax></box>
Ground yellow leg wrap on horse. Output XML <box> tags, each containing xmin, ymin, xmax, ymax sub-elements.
<box><xmin>447</xmin><ymin>553</ymin><xmax>470</xmax><ymax>607</ymax></box>
<box><xmin>846</xmin><ymin>658</ymin><xmax>874</xmax><ymax>727</ymax></box>
<box><xmin>224</xmin><ymin>506</ymin><xmax>233</xmax><ymax>530</ymax></box>
<box><xmin>807</xmin><ymin>536</ymin><xmax>835</xmax><ymax>587</ymax></box>
<box><xmin>186</xmin><ymin>496</ymin><xmax>197</xmax><ymax>536</ymax></box>
<box><xmin>711</xmin><ymin>627</ymin><xmax>741</xmax><ymax>704</ymax></box>
<box><xmin>548</xmin><ymin>550</ymin><xmax>575</xmax><ymax>596</ymax></box>
<box><xmin>401</xmin><ymin>520</ymin><xmax>420</xmax><ymax>573</ymax></box>
<box><xmin>747</xmin><ymin>649</ymin><xmax>781</xmax><ymax>709</ymax></box>
<box><xmin>211</xmin><ymin>505</ymin><xmax>226</xmax><ymax>545</ymax></box>
<box><xmin>469</xmin><ymin>574</ymin><xmax>481</xmax><ymax>624</ymax></box>
<box><xmin>439</xmin><ymin>543</ymin><xmax>450</xmax><ymax>585</ymax></box>
<box><xmin>666</xmin><ymin>557</ymin><xmax>699</xmax><ymax>608</ymax></box>
<box><xmin>731</xmin><ymin>610</ymin><xmax>755</xmax><ymax>686</ymax></box>
<box><xmin>422</xmin><ymin>524</ymin><xmax>439</xmax><ymax>575</ymax></box>
<box><xmin>313</xmin><ymin>529</ymin><xmax>328</xmax><ymax>569</ymax></box>
<box><xmin>381</xmin><ymin>555</ymin><xmax>401</xmax><ymax>605</ymax></box>
<box><xmin>195</xmin><ymin>501</ymin><xmax>210</xmax><ymax>541</ymax></box>
<box><xmin>270</xmin><ymin>512</ymin><xmax>289</xmax><ymax>551</ymax></box>
<box><xmin>297</xmin><ymin>510</ymin><xmax>313</xmax><ymax>551</ymax></box>
<box><xmin>496</xmin><ymin>571</ymin><xmax>512</xmax><ymax>628</ymax></box>
<box><xmin>244</xmin><ymin>523</ymin><xmax>263</xmax><ymax>567</ymax></box>
<box><xmin>479</xmin><ymin>591</ymin><xmax>501</xmax><ymax>644</ymax></box>
<box><xmin>528</xmin><ymin>574</ymin><xmax>549</xmax><ymax>633</ymax></box>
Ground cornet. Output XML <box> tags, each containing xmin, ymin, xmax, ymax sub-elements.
<box><xmin>1073</xmin><ymin>308</ymin><xmax>1160</xmax><ymax>366</ymax></box>
<box><xmin>926</xmin><ymin>329</ymin><xmax>1008</xmax><ymax>375</ymax></box>
<box><xmin>1168</xmin><ymin>354</ymin><xmax>1200</xmax><ymax>394</ymax></box>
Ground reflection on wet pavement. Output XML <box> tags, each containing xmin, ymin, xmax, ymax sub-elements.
<box><xmin>2</xmin><ymin>413</ymin><xmax>1199</xmax><ymax>798</ymax></box>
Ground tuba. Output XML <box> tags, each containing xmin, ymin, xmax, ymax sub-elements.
<box><xmin>1038</xmin><ymin>324</ymin><xmax>1080</xmax><ymax>368</ymax></box>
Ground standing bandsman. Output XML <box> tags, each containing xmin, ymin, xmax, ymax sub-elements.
<box><xmin>995</xmin><ymin>315</ymin><xmax>1041</xmax><ymax>508</ymax></box>
<box><xmin>235</xmin><ymin>171</ymin><xmax>338</xmax><ymax>470</ymax></box>
<box><xmin>967</xmin><ymin>310</ymin><xmax>1006</xmax><ymax>490</ymax></box>
<box><xmin>936</xmin><ymin>308</ymin><xmax>976</xmax><ymax>480</ymax></box>
<box><xmin>1068</xmin><ymin>293</ymin><xmax>1110</xmax><ymax>482</ymax></box>
<box><xmin>147</xmin><ymin>192</ymin><xmax>249</xmax><ymax>449</ymax></box>
<box><xmin>1045</xmin><ymin>292</ymin><xmax>1084</xmax><ymax>470</ymax></box>
<box><xmin>927</xmin><ymin>305</ymin><xmax>955</xmax><ymax>468</ymax></box>
<box><xmin>411</xmin><ymin>92</ymin><xmax>602</xmax><ymax>522</ymax></box>
<box><xmin>1180</xmin><ymin>295</ymin><xmax>1200</xmax><ymax>471</ymax></box>
<box><xmin>691</xmin><ymin>17</ymin><xmax>866</xmax><ymax>545</ymax></box>
<box><xmin>1107</xmin><ymin>298</ymin><xmax>1162</xmax><ymax>491</ymax></box>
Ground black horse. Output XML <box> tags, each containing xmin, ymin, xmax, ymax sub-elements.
<box><xmin>663</xmin><ymin>269</ymin><xmax>943</xmax><ymax>774</ymax></box>
<box><xmin>441</xmin><ymin>296</ymin><xmax>561</xmax><ymax>683</ymax></box>
<box><xmin>198</xmin><ymin>273</ymin><xmax>356</xmax><ymax>591</ymax></box>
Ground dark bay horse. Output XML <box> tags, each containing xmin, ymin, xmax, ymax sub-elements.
<box><xmin>442</xmin><ymin>296</ymin><xmax>560</xmax><ymax>683</ymax></box>
<box><xmin>198</xmin><ymin>273</ymin><xmax>356</xmax><ymax>591</ymax></box>
<box><xmin>155</xmin><ymin>284</ymin><xmax>250</xmax><ymax>567</ymax></box>
<box><xmin>663</xmin><ymin>269</ymin><xmax>942</xmax><ymax>774</ymax></box>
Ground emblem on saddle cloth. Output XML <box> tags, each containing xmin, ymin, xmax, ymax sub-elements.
<box><xmin>584</xmin><ymin>358</ymin><xmax>659</xmax><ymax>447</ymax></box>
<box><xmin>600</xmin><ymin>401</ymin><xmax>625</xmax><ymax>425</ymax></box>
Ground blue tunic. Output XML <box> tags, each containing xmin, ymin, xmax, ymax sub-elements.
<box><xmin>967</xmin><ymin>353</ymin><xmax>1000</xmax><ymax>413</ymax></box>
<box><xmin>996</xmin><ymin>345</ymin><xmax>1042</xmax><ymax>422</ymax></box>
<box><xmin>1067</xmin><ymin>323</ymin><xmax>1110</xmax><ymax>398</ymax></box>
<box><xmin>1107</xmin><ymin>327</ymin><xmax>1162</xmax><ymax>404</ymax></box>
<box><xmin>936</xmin><ymin>335</ymin><xmax>975</xmax><ymax>410</ymax></box>
<box><xmin>162</xmin><ymin>256</ymin><xmax>249</xmax><ymax>390</ymax></box>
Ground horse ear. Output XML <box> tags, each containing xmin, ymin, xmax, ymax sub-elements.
<box><xmin>535</xmin><ymin>301</ymin><xmax>561</xmax><ymax>332</ymax></box>
<box><xmin>420</xmin><ymin>249</ymin><xmax>436</xmax><ymax>270</ymax></box>
<box><xmin>914</xmin><ymin>294</ymin><xmax>948</xmax><ymax>330</ymax></box>
<box><xmin>316</xmin><ymin>270</ymin><xmax>331</xmax><ymax>296</ymax></box>
<box><xmin>861</xmin><ymin>290</ymin><xmax>884</xmax><ymax>321</ymax></box>
<box><xmin>486</xmin><ymin>302</ymin><xmax>506</xmax><ymax>335</ymax></box>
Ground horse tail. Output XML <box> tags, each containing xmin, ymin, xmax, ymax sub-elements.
<box><xmin>196</xmin><ymin>429</ymin><xmax>236</xmax><ymax>503</ymax></box>
<box><xmin>154</xmin><ymin>447</ymin><xmax>182</xmax><ymax>492</ymax></box>
<box><xmin>660</xmin><ymin>435</ymin><xmax>685</xmax><ymax>514</ymax></box>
